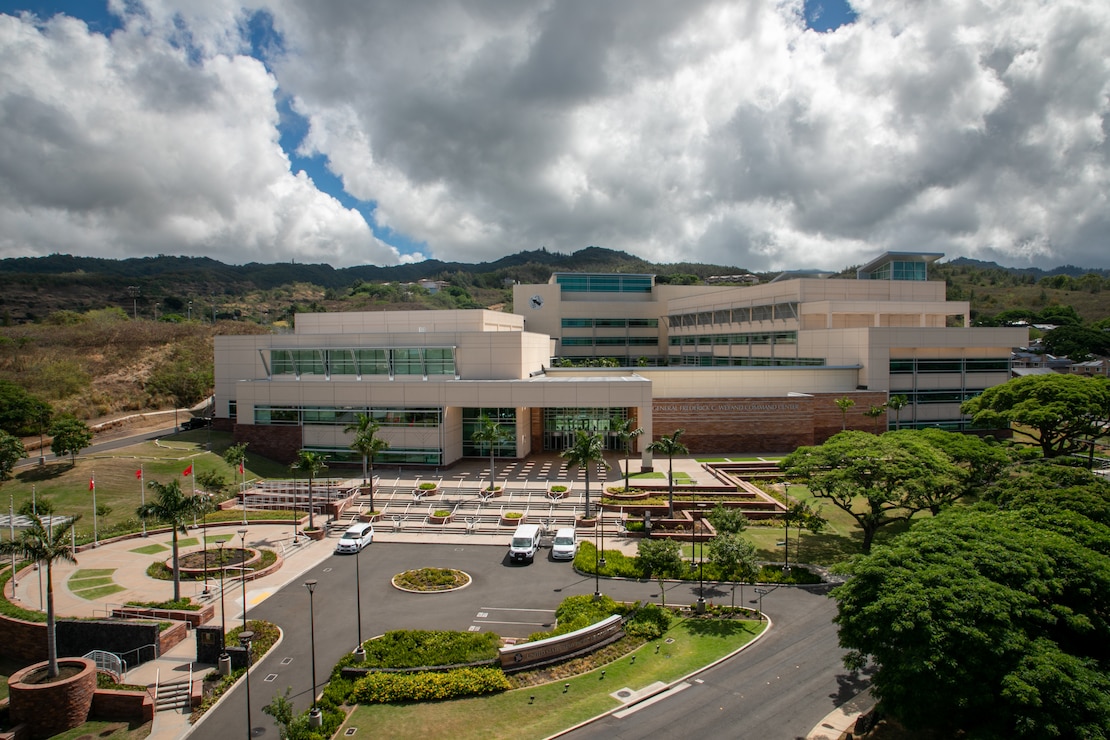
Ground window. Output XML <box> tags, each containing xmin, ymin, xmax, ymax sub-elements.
<box><xmin>392</xmin><ymin>348</ymin><xmax>423</xmax><ymax>375</ymax></box>
<box><xmin>562</xmin><ymin>318</ymin><xmax>594</xmax><ymax>328</ymax></box>
<box><xmin>328</xmin><ymin>349</ymin><xmax>357</xmax><ymax>375</ymax></box>
<box><xmin>627</xmin><ymin>318</ymin><xmax>659</xmax><ymax>328</ymax></box>
<box><xmin>424</xmin><ymin>348</ymin><xmax>456</xmax><ymax>376</ymax></box>
<box><xmin>356</xmin><ymin>349</ymin><xmax>389</xmax><ymax>375</ymax></box>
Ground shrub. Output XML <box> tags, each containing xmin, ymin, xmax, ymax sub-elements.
<box><xmin>624</xmin><ymin>602</ymin><xmax>672</xmax><ymax>639</ymax></box>
<box><xmin>358</xmin><ymin>630</ymin><xmax>501</xmax><ymax>668</ymax></box>
<box><xmin>550</xmin><ymin>485</ymin><xmax>568</xmax><ymax>493</ymax></box>
<box><xmin>126</xmin><ymin>597</ymin><xmax>199</xmax><ymax>611</ymax></box>
<box><xmin>503</xmin><ymin>511</ymin><xmax>523</xmax><ymax>520</ymax></box>
<box><xmin>432</xmin><ymin>509</ymin><xmax>451</xmax><ymax>518</ymax></box>
<box><xmin>418</xmin><ymin>482</ymin><xmax>437</xmax><ymax>490</ymax></box>
<box><xmin>351</xmin><ymin>667</ymin><xmax>510</xmax><ymax>703</ymax></box>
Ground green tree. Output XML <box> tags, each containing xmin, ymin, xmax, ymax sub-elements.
<box><xmin>0</xmin><ymin>513</ymin><xmax>80</xmax><ymax>678</ymax></box>
<box><xmin>648</xmin><ymin>429</ymin><xmax>689</xmax><ymax>518</ymax></box>
<box><xmin>781</xmin><ymin>499</ymin><xmax>825</xmax><ymax>568</ymax></box>
<box><xmin>611</xmin><ymin>416</ymin><xmax>643</xmax><ymax>492</ymax></box>
<box><xmin>471</xmin><ymin>415</ymin><xmax>511</xmax><ymax>492</ymax></box>
<box><xmin>560</xmin><ymin>430</ymin><xmax>609</xmax><ymax>519</ymax></box>
<box><xmin>706</xmin><ymin>502</ymin><xmax>748</xmax><ymax>535</ymax></box>
<box><xmin>706</xmin><ymin>532</ymin><xmax>758</xmax><ymax>608</ymax></box>
<box><xmin>196</xmin><ymin>469</ymin><xmax>228</xmax><ymax>498</ymax></box>
<box><xmin>834</xmin><ymin>397</ymin><xmax>855</xmax><ymax>430</ymax></box>
<box><xmin>0</xmin><ymin>380</ymin><xmax>52</xmax><ymax>437</ymax></box>
<box><xmin>261</xmin><ymin>687</ymin><xmax>310</xmax><ymax>740</ymax></box>
<box><xmin>1042</xmin><ymin>324</ymin><xmax>1110</xmax><ymax>361</ymax></box>
<box><xmin>783</xmin><ymin>431</ymin><xmax>962</xmax><ymax>553</ymax></box>
<box><xmin>146</xmin><ymin>347</ymin><xmax>213</xmax><ymax>426</ymax></box>
<box><xmin>48</xmin><ymin>415</ymin><xmax>92</xmax><ymax>465</ymax></box>
<box><xmin>291</xmin><ymin>450</ymin><xmax>329</xmax><ymax>531</ymax></box>
<box><xmin>886</xmin><ymin>394</ymin><xmax>909</xmax><ymax>430</ymax></box>
<box><xmin>345</xmin><ymin>414</ymin><xmax>390</xmax><ymax>513</ymax></box>
<box><xmin>0</xmin><ymin>430</ymin><xmax>26</xmax><ymax>484</ymax></box>
<box><xmin>834</xmin><ymin>507</ymin><xmax>1110</xmax><ymax>738</ymax></box>
<box><xmin>636</xmin><ymin>538</ymin><xmax>684</xmax><ymax>607</ymax></box>
<box><xmin>221</xmin><ymin>442</ymin><xmax>249</xmax><ymax>470</ymax></box>
<box><xmin>136</xmin><ymin>479</ymin><xmax>208</xmax><ymax>601</ymax></box>
<box><xmin>961</xmin><ymin>374</ymin><xmax>1110</xmax><ymax>458</ymax></box>
<box><xmin>17</xmin><ymin>496</ymin><xmax>55</xmax><ymax>517</ymax></box>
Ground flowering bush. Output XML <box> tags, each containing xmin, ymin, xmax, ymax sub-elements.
<box><xmin>351</xmin><ymin>667</ymin><xmax>510</xmax><ymax>703</ymax></box>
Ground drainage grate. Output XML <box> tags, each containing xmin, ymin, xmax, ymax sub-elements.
<box><xmin>344</xmin><ymin>729</ymin><xmax>358</xmax><ymax>736</ymax></box>
<box><xmin>281</xmin><ymin>658</ymin><xmax>293</xmax><ymax>665</ymax></box>
<box><xmin>264</xmin><ymin>674</ymin><xmax>278</xmax><ymax>682</ymax></box>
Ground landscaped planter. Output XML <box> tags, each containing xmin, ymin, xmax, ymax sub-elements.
<box><xmin>8</xmin><ymin>657</ymin><xmax>97</xmax><ymax>738</ymax></box>
<box><xmin>576</xmin><ymin>517</ymin><xmax>597</xmax><ymax>528</ymax></box>
<box><xmin>547</xmin><ymin>485</ymin><xmax>569</xmax><ymax>499</ymax></box>
<box><xmin>427</xmin><ymin>511</ymin><xmax>454</xmax><ymax>524</ymax></box>
<box><xmin>303</xmin><ymin>527</ymin><xmax>326</xmax><ymax>541</ymax></box>
<box><xmin>499</xmin><ymin>513</ymin><xmax>525</xmax><ymax>526</ymax></box>
<box><xmin>358</xmin><ymin>512</ymin><xmax>381</xmax><ymax>523</ymax></box>
<box><xmin>415</xmin><ymin>483</ymin><xmax>439</xmax><ymax>496</ymax></box>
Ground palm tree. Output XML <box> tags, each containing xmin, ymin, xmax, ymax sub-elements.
<box><xmin>835</xmin><ymin>397</ymin><xmax>856</xmax><ymax>430</ymax></box>
<box><xmin>887</xmin><ymin>394</ymin><xmax>909</xmax><ymax>430</ymax></box>
<box><xmin>561</xmin><ymin>430</ymin><xmax>610</xmax><ymax>519</ymax></box>
<box><xmin>137</xmin><ymin>479</ymin><xmax>208</xmax><ymax>602</ymax></box>
<box><xmin>0</xmin><ymin>512</ymin><xmax>79</xmax><ymax>678</ymax></box>
<box><xmin>648</xmin><ymin>429</ymin><xmax>688</xmax><ymax>518</ymax></box>
<box><xmin>471</xmin><ymin>415</ymin><xmax>511</xmax><ymax>492</ymax></box>
<box><xmin>611</xmin><ymin>417</ymin><xmax>643</xmax><ymax>492</ymax></box>
<box><xmin>291</xmin><ymin>450</ymin><xmax>329</xmax><ymax>531</ymax></box>
<box><xmin>345</xmin><ymin>414</ymin><xmax>390</xmax><ymax>513</ymax></box>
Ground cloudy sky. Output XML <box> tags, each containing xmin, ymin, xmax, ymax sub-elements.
<box><xmin>0</xmin><ymin>0</ymin><xmax>1107</xmax><ymax>271</ymax></box>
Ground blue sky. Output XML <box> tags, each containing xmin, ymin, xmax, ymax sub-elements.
<box><xmin>1</xmin><ymin>1</ymin><xmax>1106</xmax><ymax>270</ymax></box>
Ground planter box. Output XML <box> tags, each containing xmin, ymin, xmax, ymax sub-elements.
<box><xmin>358</xmin><ymin>512</ymin><xmax>381</xmax><ymax>523</ymax></box>
<box><xmin>8</xmin><ymin>658</ymin><xmax>97</xmax><ymax>739</ymax></box>
<box><xmin>499</xmin><ymin>514</ymin><xmax>525</xmax><ymax>526</ymax></box>
<box><xmin>303</xmin><ymin>528</ymin><xmax>326</xmax><ymax>541</ymax></box>
<box><xmin>575</xmin><ymin>518</ymin><xmax>597</xmax><ymax>529</ymax></box>
<box><xmin>427</xmin><ymin>514</ymin><xmax>453</xmax><ymax>524</ymax></box>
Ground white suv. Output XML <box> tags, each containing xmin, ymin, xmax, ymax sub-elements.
<box><xmin>335</xmin><ymin>522</ymin><xmax>374</xmax><ymax>554</ymax></box>
<box><xmin>551</xmin><ymin>528</ymin><xmax>579</xmax><ymax>560</ymax></box>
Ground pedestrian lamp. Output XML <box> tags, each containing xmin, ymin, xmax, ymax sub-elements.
<box><xmin>218</xmin><ymin>541</ymin><xmax>227</xmax><ymax>656</ymax></box>
<box><xmin>592</xmin><ymin>520</ymin><xmax>602</xmax><ymax>600</ymax></box>
<box><xmin>354</xmin><ymin>540</ymin><xmax>366</xmax><ymax>661</ymax></box>
<box><xmin>305</xmin><ymin>579</ymin><xmax>322</xmax><ymax>727</ymax></box>
<box><xmin>201</xmin><ymin>496</ymin><xmax>211</xmax><ymax>595</ymax></box>
<box><xmin>598</xmin><ymin>509</ymin><xmax>606</xmax><ymax>570</ymax></box>
<box><xmin>238</xmin><ymin>528</ymin><xmax>248</xmax><ymax>632</ymax></box>
<box><xmin>239</xmin><ymin>630</ymin><xmax>254</xmax><ymax>739</ymax></box>
<box><xmin>782</xmin><ymin>482</ymin><xmax>791</xmax><ymax>573</ymax></box>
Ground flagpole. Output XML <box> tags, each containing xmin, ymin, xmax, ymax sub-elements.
<box><xmin>91</xmin><ymin>473</ymin><xmax>98</xmax><ymax>547</ymax></box>
<box><xmin>140</xmin><ymin>466</ymin><xmax>147</xmax><ymax>537</ymax></box>
<box><xmin>241</xmin><ymin>457</ymin><xmax>247</xmax><ymax>526</ymax></box>
<box><xmin>34</xmin><ymin>485</ymin><xmax>43</xmax><ymax>609</ymax></box>
<box><xmin>8</xmin><ymin>494</ymin><xmax>15</xmax><ymax>593</ymax></box>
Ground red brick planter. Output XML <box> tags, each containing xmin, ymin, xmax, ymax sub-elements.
<box><xmin>8</xmin><ymin>657</ymin><xmax>97</xmax><ymax>738</ymax></box>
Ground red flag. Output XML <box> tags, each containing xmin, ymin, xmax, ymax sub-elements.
<box><xmin>89</xmin><ymin>478</ymin><xmax>95</xmax><ymax>491</ymax></box>
<box><xmin>238</xmin><ymin>462</ymin><xmax>244</xmax><ymax>474</ymax></box>
<box><xmin>183</xmin><ymin>464</ymin><xmax>193</xmax><ymax>477</ymax></box>
<box><xmin>135</xmin><ymin>469</ymin><xmax>143</xmax><ymax>479</ymax></box>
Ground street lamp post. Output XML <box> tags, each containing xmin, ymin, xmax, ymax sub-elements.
<box><xmin>239</xmin><ymin>630</ymin><xmax>254</xmax><ymax>739</ymax></box>
<box><xmin>782</xmin><ymin>482</ymin><xmax>791</xmax><ymax>573</ymax></box>
<box><xmin>238</xmin><ymin>528</ymin><xmax>248</xmax><ymax>632</ymax></box>
<box><xmin>305</xmin><ymin>579</ymin><xmax>322</xmax><ymax>727</ymax></box>
<box><xmin>354</xmin><ymin>542</ymin><xmax>365</xmax><ymax>661</ymax></box>
<box><xmin>592</xmin><ymin>521</ymin><xmax>601</xmax><ymax>600</ymax></box>
<box><xmin>693</xmin><ymin>505</ymin><xmax>705</xmax><ymax>613</ymax></box>
<box><xmin>217</xmin><ymin>541</ymin><xmax>227</xmax><ymax>657</ymax></box>
<box><xmin>201</xmin><ymin>498</ymin><xmax>210</xmax><ymax>595</ymax></box>
<box><xmin>754</xmin><ymin>587</ymin><xmax>768</xmax><ymax>622</ymax></box>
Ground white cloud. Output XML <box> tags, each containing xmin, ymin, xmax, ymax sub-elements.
<box><xmin>1</xmin><ymin>0</ymin><xmax>1108</xmax><ymax>271</ymax></box>
<box><xmin>0</xmin><ymin>10</ymin><xmax>398</xmax><ymax>266</ymax></box>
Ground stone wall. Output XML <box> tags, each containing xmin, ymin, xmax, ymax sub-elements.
<box><xmin>90</xmin><ymin>689</ymin><xmax>155</xmax><ymax>724</ymax></box>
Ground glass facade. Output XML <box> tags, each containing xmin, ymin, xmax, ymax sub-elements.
<box><xmin>254</xmin><ymin>406</ymin><xmax>442</xmax><ymax>427</ymax></box>
<box><xmin>462</xmin><ymin>408</ymin><xmax>517</xmax><ymax>458</ymax></box>
<box><xmin>868</xmin><ymin>260</ymin><xmax>928</xmax><ymax>281</ymax></box>
<box><xmin>555</xmin><ymin>274</ymin><xmax>653</xmax><ymax>293</ymax></box>
<box><xmin>541</xmin><ymin>407</ymin><xmax>628</xmax><ymax>451</ymax></box>
<box><xmin>889</xmin><ymin>358</ymin><xmax>1010</xmax><ymax>374</ymax></box>
<box><xmin>267</xmin><ymin>347</ymin><xmax>455</xmax><ymax>378</ymax></box>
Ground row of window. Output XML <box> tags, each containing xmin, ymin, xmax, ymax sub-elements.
<box><xmin>555</xmin><ymin>274</ymin><xmax>653</xmax><ymax>293</ymax></box>
<box><xmin>304</xmin><ymin>446</ymin><xmax>443</xmax><ymax>466</ymax></box>
<box><xmin>867</xmin><ymin>261</ymin><xmax>927</xmax><ymax>281</ymax></box>
<box><xmin>672</xmin><ymin>355</ymin><xmax>826</xmax><ymax>367</ymax></box>
<box><xmin>668</xmin><ymin>302</ymin><xmax>799</xmax><ymax>328</ymax></box>
<box><xmin>669</xmin><ymin>331</ymin><xmax>798</xmax><ymax>346</ymax></box>
<box><xmin>254</xmin><ymin>406</ymin><xmax>443</xmax><ymax>427</ymax></box>
<box><xmin>889</xmin><ymin>358</ymin><xmax>1010</xmax><ymax>374</ymax></box>
<box><xmin>561</xmin><ymin>336</ymin><xmax>660</xmax><ymax>347</ymax></box>
<box><xmin>267</xmin><ymin>347</ymin><xmax>456</xmax><ymax>378</ymax></box>
<box><xmin>461</xmin><ymin>407</ymin><xmax>518</xmax><ymax>458</ymax></box>
<box><xmin>561</xmin><ymin>318</ymin><xmax>660</xmax><ymax>328</ymax></box>
<box><xmin>897</xmin><ymin>390</ymin><xmax>985</xmax><ymax>405</ymax></box>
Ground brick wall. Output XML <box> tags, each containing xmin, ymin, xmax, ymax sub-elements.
<box><xmin>233</xmin><ymin>423</ymin><xmax>302</xmax><ymax>464</ymax></box>
<box><xmin>90</xmin><ymin>689</ymin><xmax>155</xmax><ymax>724</ymax></box>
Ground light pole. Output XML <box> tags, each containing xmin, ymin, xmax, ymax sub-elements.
<box><xmin>693</xmin><ymin>505</ymin><xmax>705</xmax><ymax>613</ymax></box>
<box><xmin>201</xmin><ymin>497</ymin><xmax>210</xmax><ymax>595</ymax></box>
<box><xmin>239</xmin><ymin>630</ymin><xmax>254</xmax><ymax>739</ymax></box>
<box><xmin>592</xmin><ymin>522</ymin><xmax>601</xmax><ymax>600</ymax></box>
<box><xmin>754</xmin><ymin>587</ymin><xmax>768</xmax><ymax>622</ymax></box>
<box><xmin>305</xmin><ymin>579</ymin><xmax>322</xmax><ymax>727</ymax></box>
<box><xmin>354</xmin><ymin>541</ymin><xmax>365</xmax><ymax>661</ymax></box>
<box><xmin>217</xmin><ymin>541</ymin><xmax>227</xmax><ymax>657</ymax></box>
<box><xmin>782</xmin><ymin>482</ymin><xmax>791</xmax><ymax>573</ymax></box>
<box><xmin>238</xmin><ymin>528</ymin><xmax>248</xmax><ymax>632</ymax></box>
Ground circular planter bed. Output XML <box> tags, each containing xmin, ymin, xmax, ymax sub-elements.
<box><xmin>547</xmin><ymin>485</ymin><xmax>569</xmax><ymax>499</ymax></box>
<box><xmin>603</xmin><ymin>489</ymin><xmax>651</xmax><ymax>501</ymax></box>
<box><xmin>500</xmin><ymin>512</ymin><xmax>525</xmax><ymax>526</ymax></box>
<box><xmin>8</xmin><ymin>658</ymin><xmax>97</xmax><ymax>738</ymax></box>
<box><xmin>302</xmin><ymin>527</ymin><xmax>326</xmax><ymax>541</ymax></box>
<box><xmin>576</xmin><ymin>517</ymin><xmax>597</xmax><ymax>528</ymax></box>
<box><xmin>171</xmin><ymin>547</ymin><xmax>258</xmax><ymax>577</ymax></box>
<box><xmin>391</xmin><ymin>567</ymin><xmax>472</xmax><ymax>593</ymax></box>
<box><xmin>358</xmin><ymin>511</ymin><xmax>381</xmax><ymax>523</ymax></box>
<box><xmin>427</xmin><ymin>510</ymin><xmax>453</xmax><ymax>524</ymax></box>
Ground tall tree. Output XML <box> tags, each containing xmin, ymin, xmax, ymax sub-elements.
<box><xmin>471</xmin><ymin>415</ymin><xmax>511</xmax><ymax>492</ymax></box>
<box><xmin>961</xmin><ymin>374</ymin><xmax>1110</xmax><ymax>458</ymax></box>
<box><xmin>560</xmin><ymin>429</ymin><xmax>609</xmax><ymax>519</ymax></box>
<box><xmin>611</xmin><ymin>416</ymin><xmax>643</xmax><ymax>492</ymax></box>
<box><xmin>707</xmin><ymin>532</ymin><xmax>758</xmax><ymax>608</ymax></box>
<box><xmin>0</xmin><ymin>513</ymin><xmax>80</xmax><ymax>678</ymax></box>
<box><xmin>0</xmin><ymin>380</ymin><xmax>52</xmax><ymax>437</ymax></box>
<box><xmin>345</xmin><ymin>414</ymin><xmax>390</xmax><ymax>513</ymax></box>
<box><xmin>221</xmin><ymin>441</ymin><xmax>249</xmax><ymax>470</ymax></box>
<box><xmin>886</xmin><ymin>394</ymin><xmax>909</xmax><ymax>430</ymax></box>
<box><xmin>783</xmin><ymin>431</ymin><xmax>961</xmax><ymax>553</ymax></box>
<box><xmin>648</xmin><ymin>429</ymin><xmax>688</xmax><ymax>518</ymax></box>
<box><xmin>834</xmin><ymin>506</ymin><xmax>1110</xmax><ymax>738</ymax></box>
<box><xmin>834</xmin><ymin>397</ymin><xmax>855</xmax><ymax>430</ymax></box>
<box><xmin>48</xmin><ymin>415</ymin><xmax>92</xmax><ymax>465</ymax></box>
<box><xmin>291</xmin><ymin>450</ymin><xmax>329</xmax><ymax>531</ymax></box>
<box><xmin>0</xmin><ymin>430</ymin><xmax>25</xmax><ymax>484</ymax></box>
<box><xmin>636</xmin><ymin>538</ymin><xmax>684</xmax><ymax>608</ymax></box>
<box><xmin>136</xmin><ymin>479</ymin><xmax>208</xmax><ymax>601</ymax></box>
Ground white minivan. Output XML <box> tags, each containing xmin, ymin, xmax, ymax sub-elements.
<box><xmin>551</xmin><ymin>527</ymin><xmax>579</xmax><ymax>560</ymax></box>
<box><xmin>335</xmin><ymin>522</ymin><xmax>374</xmax><ymax>554</ymax></box>
<box><xmin>509</xmin><ymin>523</ymin><xmax>542</xmax><ymax>564</ymax></box>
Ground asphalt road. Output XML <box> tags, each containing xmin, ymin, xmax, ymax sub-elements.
<box><xmin>195</xmin><ymin>542</ymin><xmax>859</xmax><ymax>740</ymax></box>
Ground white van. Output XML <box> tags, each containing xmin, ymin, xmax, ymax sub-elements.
<box><xmin>551</xmin><ymin>527</ymin><xmax>579</xmax><ymax>560</ymax></box>
<box><xmin>335</xmin><ymin>522</ymin><xmax>374</xmax><ymax>554</ymax></box>
<box><xmin>509</xmin><ymin>523</ymin><xmax>542</xmax><ymax>563</ymax></box>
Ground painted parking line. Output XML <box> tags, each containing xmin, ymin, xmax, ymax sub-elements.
<box><xmin>472</xmin><ymin>606</ymin><xmax>556</xmax><ymax>634</ymax></box>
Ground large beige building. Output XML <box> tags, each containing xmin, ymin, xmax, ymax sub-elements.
<box><xmin>213</xmin><ymin>252</ymin><xmax>1026</xmax><ymax>465</ymax></box>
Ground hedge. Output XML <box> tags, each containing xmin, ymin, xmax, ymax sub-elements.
<box><xmin>351</xmin><ymin>667</ymin><xmax>510</xmax><ymax>703</ymax></box>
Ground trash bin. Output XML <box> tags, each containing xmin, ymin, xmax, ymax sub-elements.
<box><xmin>218</xmin><ymin>653</ymin><xmax>232</xmax><ymax>676</ymax></box>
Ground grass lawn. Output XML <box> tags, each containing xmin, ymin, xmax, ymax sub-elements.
<box><xmin>339</xmin><ymin>617</ymin><xmax>764</xmax><ymax>740</ymax></box>
<box><xmin>73</xmin><ymin>584</ymin><xmax>126</xmax><ymax>600</ymax></box>
<box><xmin>130</xmin><ymin>544</ymin><xmax>167</xmax><ymax>555</ymax></box>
